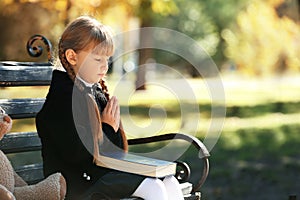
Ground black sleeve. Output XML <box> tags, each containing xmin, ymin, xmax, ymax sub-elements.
<box><xmin>101</xmin><ymin>122</ymin><xmax>124</xmax><ymax>151</ymax></box>
<box><xmin>36</xmin><ymin>95</ymin><xmax>93</xmax><ymax>166</ymax></box>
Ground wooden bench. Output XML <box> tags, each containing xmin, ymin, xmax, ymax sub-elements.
<box><xmin>0</xmin><ymin>35</ymin><xmax>210</xmax><ymax>200</ymax></box>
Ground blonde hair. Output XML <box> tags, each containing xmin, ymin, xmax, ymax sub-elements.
<box><xmin>59</xmin><ymin>16</ymin><xmax>127</xmax><ymax>162</ymax></box>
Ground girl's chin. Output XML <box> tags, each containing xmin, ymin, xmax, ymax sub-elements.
<box><xmin>98</xmin><ymin>74</ymin><xmax>106</xmax><ymax>80</ymax></box>
<box><xmin>89</xmin><ymin>75</ymin><xmax>104</xmax><ymax>83</ymax></box>
<box><xmin>96</xmin><ymin>77</ymin><xmax>103</xmax><ymax>83</ymax></box>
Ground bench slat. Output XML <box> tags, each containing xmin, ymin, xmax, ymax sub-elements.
<box><xmin>15</xmin><ymin>163</ymin><xmax>44</xmax><ymax>184</ymax></box>
<box><xmin>0</xmin><ymin>64</ymin><xmax>53</xmax><ymax>86</ymax></box>
<box><xmin>0</xmin><ymin>98</ymin><xmax>45</xmax><ymax>119</ymax></box>
<box><xmin>0</xmin><ymin>132</ymin><xmax>41</xmax><ymax>153</ymax></box>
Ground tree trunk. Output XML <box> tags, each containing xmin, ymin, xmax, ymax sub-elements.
<box><xmin>135</xmin><ymin>0</ymin><xmax>153</xmax><ymax>90</ymax></box>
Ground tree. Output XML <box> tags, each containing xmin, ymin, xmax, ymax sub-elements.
<box><xmin>151</xmin><ymin>0</ymin><xmax>250</xmax><ymax>76</ymax></box>
<box><xmin>223</xmin><ymin>0</ymin><xmax>300</xmax><ymax>76</ymax></box>
<box><xmin>133</xmin><ymin>0</ymin><xmax>178</xmax><ymax>90</ymax></box>
<box><xmin>0</xmin><ymin>0</ymin><xmax>136</xmax><ymax>60</ymax></box>
<box><xmin>0</xmin><ymin>1</ymin><xmax>59</xmax><ymax>61</ymax></box>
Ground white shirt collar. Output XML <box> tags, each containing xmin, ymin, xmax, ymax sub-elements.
<box><xmin>76</xmin><ymin>76</ymin><xmax>94</xmax><ymax>88</ymax></box>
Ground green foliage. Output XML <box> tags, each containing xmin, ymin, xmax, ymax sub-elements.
<box><xmin>199</xmin><ymin>0</ymin><xmax>250</xmax><ymax>64</ymax></box>
<box><xmin>223</xmin><ymin>0</ymin><xmax>300</xmax><ymax>76</ymax></box>
<box><xmin>150</xmin><ymin>0</ymin><xmax>251</xmax><ymax>71</ymax></box>
<box><xmin>1</xmin><ymin>0</ymin><xmax>298</xmax><ymax>76</ymax></box>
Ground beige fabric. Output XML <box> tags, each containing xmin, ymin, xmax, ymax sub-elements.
<box><xmin>14</xmin><ymin>173</ymin><xmax>63</xmax><ymax>200</ymax></box>
<box><xmin>0</xmin><ymin>151</ymin><xmax>15</xmax><ymax>192</ymax></box>
<box><xmin>0</xmin><ymin>113</ymin><xmax>66</xmax><ymax>200</ymax></box>
<box><xmin>13</xmin><ymin>172</ymin><xmax>27</xmax><ymax>187</ymax></box>
<box><xmin>0</xmin><ymin>150</ymin><xmax>65</xmax><ymax>200</ymax></box>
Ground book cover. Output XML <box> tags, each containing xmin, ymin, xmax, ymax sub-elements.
<box><xmin>96</xmin><ymin>152</ymin><xmax>177</xmax><ymax>178</ymax></box>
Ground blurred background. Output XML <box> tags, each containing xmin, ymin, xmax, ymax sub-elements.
<box><xmin>0</xmin><ymin>0</ymin><xmax>300</xmax><ymax>199</ymax></box>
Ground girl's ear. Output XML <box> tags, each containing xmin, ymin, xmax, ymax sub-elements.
<box><xmin>65</xmin><ymin>49</ymin><xmax>77</xmax><ymax>65</ymax></box>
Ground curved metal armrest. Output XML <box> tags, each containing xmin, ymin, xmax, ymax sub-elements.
<box><xmin>128</xmin><ymin>133</ymin><xmax>210</xmax><ymax>192</ymax></box>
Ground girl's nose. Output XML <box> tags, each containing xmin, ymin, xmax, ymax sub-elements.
<box><xmin>3</xmin><ymin>115</ymin><xmax>11</xmax><ymax>123</ymax></box>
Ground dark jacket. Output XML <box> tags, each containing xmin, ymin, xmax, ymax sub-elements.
<box><xmin>36</xmin><ymin>70</ymin><xmax>124</xmax><ymax>199</ymax></box>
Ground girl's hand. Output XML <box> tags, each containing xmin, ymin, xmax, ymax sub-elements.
<box><xmin>101</xmin><ymin>96</ymin><xmax>120</xmax><ymax>132</ymax></box>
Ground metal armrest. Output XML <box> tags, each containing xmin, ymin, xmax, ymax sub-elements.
<box><xmin>128</xmin><ymin>133</ymin><xmax>210</xmax><ymax>192</ymax></box>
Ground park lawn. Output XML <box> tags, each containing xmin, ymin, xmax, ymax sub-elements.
<box><xmin>112</xmin><ymin>75</ymin><xmax>300</xmax><ymax>199</ymax></box>
<box><xmin>1</xmin><ymin>75</ymin><xmax>300</xmax><ymax>199</ymax></box>
<box><xmin>202</xmin><ymin>123</ymin><xmax>300</xmax><ymax>200</ymax></box>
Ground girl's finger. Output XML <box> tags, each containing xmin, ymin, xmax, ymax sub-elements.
<box><xmin>109</xmin><ymin>97</ymin><xmax>118</xmax><ymax>115</ymax></box>
<box><xmin>112</xmin><ymin>105</ymin><xmax>120</xmax><ymax>121</ymax></box>
<box><xmin>104</xmin><ymin>97</ymin><xmax>114</xmax><ymax>113</ymax></box>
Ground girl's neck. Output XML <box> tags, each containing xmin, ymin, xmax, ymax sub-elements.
<box><xmin>76</xmin><ymin>75</ymin><xmax>94</xmax><ymax>88</ymax></box>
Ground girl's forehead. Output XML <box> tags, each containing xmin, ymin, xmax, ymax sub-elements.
<box><xmin>92</xmin><ymin>47</ymin><xmax>113</xmax><ymax>57</ymax></box>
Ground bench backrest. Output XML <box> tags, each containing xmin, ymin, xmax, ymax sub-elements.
<box><xmin>0</xmin><ymin>35</ymin><xmax>53</xmax><ymax>184</ymax></box>
<box><xmin>0</xmin><ymin>62</ymin><xmax>53</xmax><ymax>184</ymax></box>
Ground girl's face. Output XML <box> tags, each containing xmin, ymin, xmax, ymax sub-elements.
<box><xmin>75</xmin><ymin>49</ymin><xmax>110</xmax><ymax>84</ymax></box>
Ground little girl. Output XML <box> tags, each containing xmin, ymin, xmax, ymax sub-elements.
<box><xmin>36</xmin><ymin>15</ymin><xmax>184</xmax><ymax>200</ymax></box>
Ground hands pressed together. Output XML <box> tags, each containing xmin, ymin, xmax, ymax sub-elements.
<box><xmin>101</xmin><ymin>96</ymin><xmax>120</xmax><ymax>132</ymax></box>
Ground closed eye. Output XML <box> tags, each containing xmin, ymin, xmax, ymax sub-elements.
<box><xmin>94</xmin><ymin>56</ymin><xmax>111</xmax><ymax>63</ymax></box>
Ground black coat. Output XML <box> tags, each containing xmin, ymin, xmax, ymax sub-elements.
<box><xmin>36</xmin><ymin>70</ymin><xmax>124</xmax><ymax>199</ymax></box>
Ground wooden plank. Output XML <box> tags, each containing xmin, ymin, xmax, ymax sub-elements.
<box><xmin>0</xmin><ymin>132</ymin><xmax>41</xmax><ymax>154</ymax></box>
<box><xmin>0</xmin><ymin>63</ymin><xmax>53</xmax><ymax>86</ymax></box>
<box><xmin>0</xmin><ymin>98</ymin><xmax>45</xmax><ymax>119</ymax></box>
<box><xmin>15</xmin><ymin>163</ymin><xmax>44</xmax><ymax>184</ymax></box>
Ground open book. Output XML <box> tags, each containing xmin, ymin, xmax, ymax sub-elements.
<box><xmin>95</xmin><ymin>152</ymin><xmax>177</xmax><ymax>178</ymax></box>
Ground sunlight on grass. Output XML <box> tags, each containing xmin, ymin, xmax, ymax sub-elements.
<box><xmin>223</xmin><ymin>112</ymin><xmax>300</xmax><ymax>132</ymax></box>
<box><xmin>11</xmin><ymin>119</ymin><xmax>36</xmax><ymax>132</ymax></box>
<box><xmin>109</xmin><ymin>75</ymin><xmax>300</xmax><ymax>106</ymax></box>
<box><xmin>0</xmin><ymin>86</ymin><xmax>49</xmax><ymax>99</ymax></box>
<box><xmin>1</xmin><ymin>75</ymin><xmax>300</xmax><ymax>139</ymax></box>
<box><xmin>221</xmin><ymin>75</ymin><xmax>300</xmax><ymax>106</ymax></box>
<box><xmin>122</xmin><ymin>116</ymin><xmax>182</xmax><ymax>138</ymax></box>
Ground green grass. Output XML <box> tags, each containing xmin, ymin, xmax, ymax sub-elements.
<box><xmin>128</xmin><ymin>123</ymin><xmax>300</xmax><ymax>200</ymax></box>
<box><xmin>225</xmin><ymin>101</ymin><xmax>300</xmax><ymax>118</ymax></box>
<box><xmin>117</xmin><ymin>75</ymin><xmax>300</xmax><ymax>200</ymax></box>
<box><xmin>2</xmin><ymin>75</ymin><xmax>300</xmax><ymax>199</ymax></box>
<box><xmin>202</xmin><ymin>124</ymin><xmax>300</xmax><ymax>200</ymax></box>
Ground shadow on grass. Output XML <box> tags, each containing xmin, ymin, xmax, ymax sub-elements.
<box><xmin>226</xmin><ymin>101</ymin><xmax>300</xmax><ymax>118</ymax></box>
<box><xmin>129</xmin><ymin>124</ymin><xmax>300</xmax><ymax>200</ymax></box>
<box><xmin>121</xmin><ymin>100</ymin><xmax>300</xmax><ymax>119</ymax></box>
<box><xmin>202</xmin><ymin>124</ymin><xmax>300</xmax><ymax>200</ymax></box>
